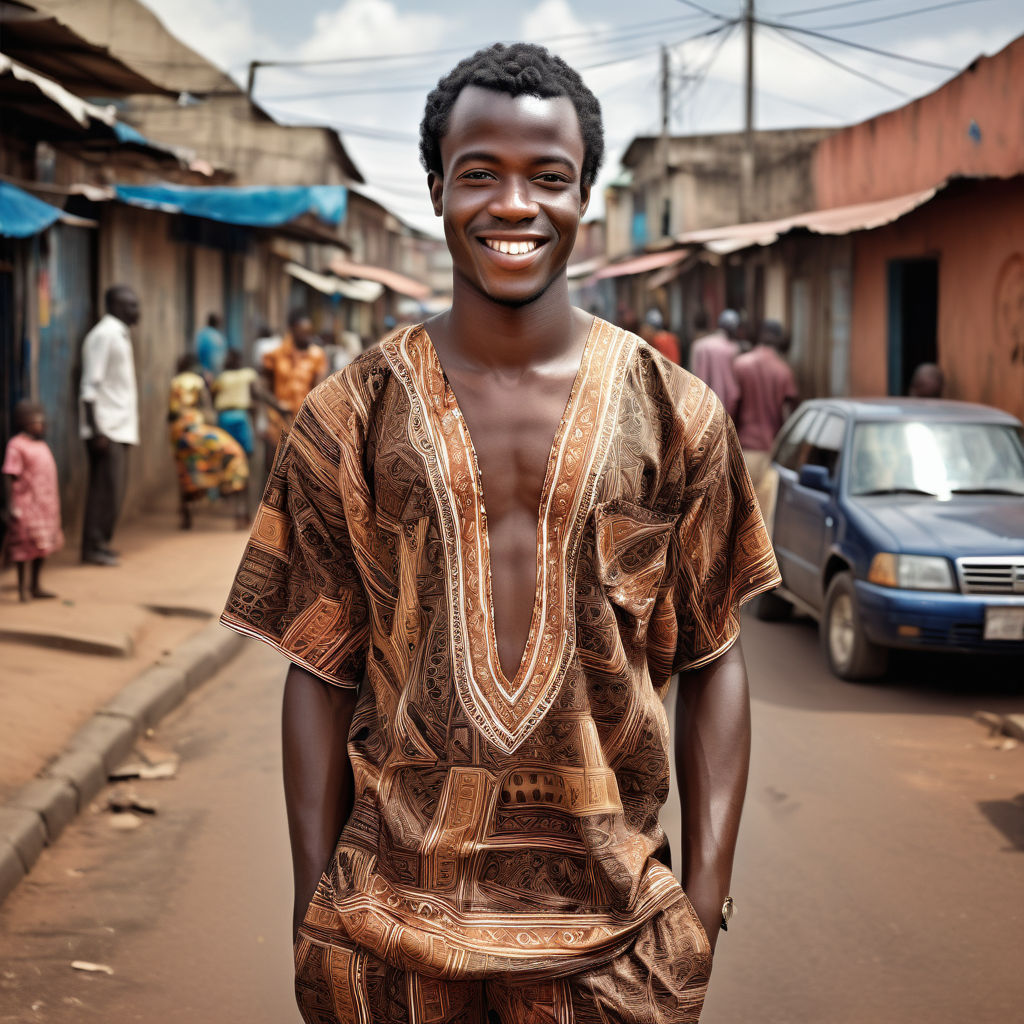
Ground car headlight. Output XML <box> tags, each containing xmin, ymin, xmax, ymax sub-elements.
<box><xmin>867</xmin><ymin>553</ymin><xmax>955</xmax><ymax>591</ymax></box>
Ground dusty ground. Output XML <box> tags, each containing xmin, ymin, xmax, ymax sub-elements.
<box><xmin>0</xmin><ymin>508</ymin><xmax>246</xmax><ymax>801</ymax></box>
<box><xmin>0</xmin><ymin>614</ymin><xmax>1021</xmax><ymax>1023</ymax></box>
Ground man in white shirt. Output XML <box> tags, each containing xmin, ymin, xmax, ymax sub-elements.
<box><xmin>79</xmin><ymin>285</ymin><xmax>140</xmax><ymax>566</ymax></box>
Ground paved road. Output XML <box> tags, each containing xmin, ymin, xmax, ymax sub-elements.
<box><xmin>1</xmin><ymin>617</ymin><xmax>1021</xmax><ymax>1023</ymax></box>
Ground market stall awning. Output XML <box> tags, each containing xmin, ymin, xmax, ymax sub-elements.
<box><xmin>675</xmin><ymin>187</ymin><xmax>938</xmax><ymax>252</ymax></box>
<box><xmin>329</xmin><ymin>255</ymin><xmax>430</xmax><ymax>301</ymax></box>
<box><xmin>114</xmin><ymin>183</ymin><xmax>348</xmax><ymax>228</ymax></box>
<box><xmin>285</xmin><ymin>262</ymin><xmax>384</xmax><ymax>303</ymax></box>
<box><xmin>0</xmin><ymin>53</ymin><xmax>115</xmax><ymax>128</ymax></box>
<box><xmin>587</xmin><ymin>248</ymin><xmax>690</xmax><ymax>282</ymax></box>
<box><xmin>0</xmin><ymin>181</ymin><xmax>95</xmax><ymax>238</ymax></box>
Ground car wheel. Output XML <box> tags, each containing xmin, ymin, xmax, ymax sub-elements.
<box><xmin>821</xmin><ymin>572</ymin><xmax>888</xmax><ymax>681</ymax></box>
<box><xmin>754</xmin><ymin>590</ymin><xmax>792</xmax><ymax>621</ymax></box>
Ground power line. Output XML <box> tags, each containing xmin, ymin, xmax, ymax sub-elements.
<box><xmin>778</xmin><ymin>0</ymin><xmax>885</xmax><ymax>16</ymax></box>
<box><xmin>808</xmin><ymin>0</ymin><xmax>995</xmax><ymax>31</ymax></box>
<box><xmin>249</xmin><ymin>11</ymin><xmax>712</xmax><ymax>71</ymax></box>
<box><xmin>757</xmin><ymin>18</ymin><xmax>960</xmax><ymax>70</ymax></box>
<box><xmin>262</xmin><ymin>23</ymin><xmax>735</xmax><ymax>103</ymax></box>
<box><xmin>767</xmin><ymin>25</ymin><xmax>911</xmax><ymax>97</ymax></box>
<box><xmin>674</xmin><ymin>0</ymin><xmax>733</xmax><ymax>22</ymax></box>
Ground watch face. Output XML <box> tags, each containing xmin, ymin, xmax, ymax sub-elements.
<box><xmin>722</xmin><ymin>897</ymin><xmax>735</xmax><ymax>923</ymax></box>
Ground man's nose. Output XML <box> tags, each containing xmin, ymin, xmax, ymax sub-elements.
<box><xmin>487</xmin><ymin>178</ymin><xmax>540</xmax><ymax>221</ymax></box>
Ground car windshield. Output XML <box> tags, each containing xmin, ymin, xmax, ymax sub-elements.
<box><xmin>849</xmin><ymin>421</ymin><xmax>1024</xmax><ymax>498</ymax></box>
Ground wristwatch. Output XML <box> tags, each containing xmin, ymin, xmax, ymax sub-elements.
<box><xmin>720</xmin><ymin>896</ymin><xmax>735</xmax><ymax>932</ymax></box>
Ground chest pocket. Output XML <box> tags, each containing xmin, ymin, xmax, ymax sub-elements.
<box><xmin>593</xmin><ymin>500</ymin><xmax>677</xmax><ymax>631</ymax></box>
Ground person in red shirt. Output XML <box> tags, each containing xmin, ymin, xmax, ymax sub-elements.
<box><xmin>639</xmin><ymin>308</ymin><xmax>682</xmax><ymax>363</ymax></box>
<box><xmin>733</xmin><ymin>319</ymin><xmax>798</xmax><ymax>521</ymax></box>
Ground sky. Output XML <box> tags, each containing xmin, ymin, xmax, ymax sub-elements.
<box><xmin>140</xmin><ymin>0</ymin><xmax>1024</xmax><ymax>236</ymax></box>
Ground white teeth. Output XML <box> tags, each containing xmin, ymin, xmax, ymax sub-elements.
<box><xmin>485</xmin><ymin>239</ymin><xmax>538</xmax><ymax>255</ymax></box>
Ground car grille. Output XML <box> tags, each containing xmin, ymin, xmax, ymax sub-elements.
<box><xmin>956</xmin><ymin>557</ymin><xmax>1024</xmax><ymax>595</ymax></box>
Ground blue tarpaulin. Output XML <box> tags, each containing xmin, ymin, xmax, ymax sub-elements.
<box><xmin>113</xmin><ymin>183</ymin><xmax>348</xmax><ymax>227</ymax></box>
<box><xmin>0</xmin><ymin>181</ymin><xmax>65</xmax><ymax>238</ymax></box>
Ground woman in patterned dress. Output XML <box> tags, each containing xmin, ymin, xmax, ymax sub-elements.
<box><xmin>168</xmin><ymin>354</ymin><xmax>249</xmax><ymax>529</ymax></box>
<box><xmin>2</xmin><ymin>400</ymin><xmax>64</xmax><ymax>602</ymax></box>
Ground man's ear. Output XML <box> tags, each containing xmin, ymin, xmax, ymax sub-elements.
<box><xmin>428</xmin><ymin>172</ymin><xmax>444</xmax><ymax>216</ymax></box>
<box><xmin>579</xmin><ymin>182</ymin><xmax>591</xmax><ymax>219</ymax></box>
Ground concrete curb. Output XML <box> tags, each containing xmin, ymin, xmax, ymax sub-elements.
<box><xmin>0</xmin><ymin>621</ymin><xmax>243</xmax><ymax>906</ymax></box>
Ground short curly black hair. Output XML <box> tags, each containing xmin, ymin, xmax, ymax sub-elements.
<box><xmin>420</xmin><ymin>43</ymin><xmax>604</xmax><ymax>190</ymax></box>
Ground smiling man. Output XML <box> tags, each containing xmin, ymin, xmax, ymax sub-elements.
<box><xmin>222</xmin><ymin>43</ymin><xmax>780</xmax><ymax>1024</ymax></box>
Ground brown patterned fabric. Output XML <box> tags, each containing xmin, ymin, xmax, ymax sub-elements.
<box><xmin>294</xmin><ymin>893</ymin><xmax>712</xmax><ymax>1023</ymax></box>
<box><xmin>223</xmin><ymin>318</ymin><xmax>779</xmax><ymax>985</ymax></box>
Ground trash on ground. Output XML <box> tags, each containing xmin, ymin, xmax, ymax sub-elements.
<box><xmin>972</xmin><ymin>711</ymin><xmax>1024</xmax><ymax>744</ymax></box>
<box><xmin>106</xmin><ymin>787</ymin><xmax>158</xmax><ymax>815</ymax></box>
<box><xmin>110</xmin><ymin>740</ymin><xmax>180</xmax><ymax>781</ymax></box>
<box><xmin>108</xmin><ymin>813</ymin><xmax>143</xmax><ymax>831</ymax></box>
<box><xmin>70</xmin><ymin>961</ymin><xmax>114</xmax><ymax>975</ymax></box>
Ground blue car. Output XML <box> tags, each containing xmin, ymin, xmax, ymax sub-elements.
<box><xmin>758</xmin><ymin>398</ymin><xmax>1024</xmax><ymax>680</ymax></box>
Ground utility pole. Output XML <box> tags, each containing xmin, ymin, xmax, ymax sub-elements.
<box><xmin>246</xmin><ymin>61</ymin><xmax>261</xmax><ymax>99</ymax></box>
<box><xmin>659</xmin><ymin>44</ymin><xmax>671</xmax><ymax>238</ymax></box>
<box><xmin>740</xmin><ymin>0</ymin><xmax>756</xmax><ymax>223</ymax></box>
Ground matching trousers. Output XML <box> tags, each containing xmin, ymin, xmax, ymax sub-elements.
<box><xmin>81</xmin><ymin>438</ymin><xmax>128</xmax><ymax>557</ymax></box>
<box><xmin>294</xmin><ymin>897</ymin><xmax>712</xmax><ymax>1024</ymax></box>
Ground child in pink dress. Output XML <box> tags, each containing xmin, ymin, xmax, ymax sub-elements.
<box><xmin>3</xmin><ymin>401</ymin><xmax>64</xmax><ymax>602</ymax></box>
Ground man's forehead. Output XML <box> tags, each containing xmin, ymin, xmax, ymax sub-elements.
<box><xmin>443</xmin><ymin>86</ymin><xmax>583</xmax><ymax>154</ymax></box>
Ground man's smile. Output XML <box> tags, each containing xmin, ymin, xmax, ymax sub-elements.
<box><xmin>477</xmin><ymin>235</ymin><xmax>547</xmax><ymax>260</ymax></box>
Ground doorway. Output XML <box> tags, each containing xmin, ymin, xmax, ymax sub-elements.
<box><xmin>887</xmin><ymin>257</ymin><xmax>938</xmax><ymax>395</ymax></box>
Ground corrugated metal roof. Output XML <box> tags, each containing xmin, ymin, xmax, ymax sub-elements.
<box><xmin>329</xmin><ymin>255</ymin><xmax>431</xmax><ymax>301</ymax></box>
<box><xmin>587</xmin><ymin>248</ymin><xmax>690</xmax><ymax>282</ymax></box>
<box><xmin>675</xmin><ymin>188</ymin><xmax>939</xmax><ymax>251</ymax></box>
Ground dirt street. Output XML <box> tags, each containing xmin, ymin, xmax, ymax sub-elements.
<box><xmin>1</xmin><ymin>617</ymin><xmax>1022</xmax><ymax>1023</ymax></box>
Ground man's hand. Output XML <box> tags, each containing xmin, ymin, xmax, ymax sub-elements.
<box><xmin>282</xmin><ymin>665</ymin><xmax>358</xmax><ymax>942</ymax></box>
<box><xmin>675</xmin><ymin>642</ymin><xmax>751</xmax><ymax>958</ymax></box>
<box><xmin>88</xmin><ymin>433</ymin><xmax>110</xmax><ymax>452</ymax></box>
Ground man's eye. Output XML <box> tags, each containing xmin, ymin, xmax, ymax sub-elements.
<box><xmin>536</xmin><ymin>174</ymin><xmax>569</xmax><ymax>185</ymax></box>
<box><xmin>461</xmin><ymin>171</ymin><xmax>493</xmax><ymax>181</ymax></box>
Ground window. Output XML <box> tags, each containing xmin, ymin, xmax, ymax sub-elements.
<box><xmin>804</xmin><ymin>413</ymin><xmax>846</xmax><ymax>477</ymax></box>
<box><xmin>774</xmin><ymin>408</ymin><xmax>819</xmax><ymax>471</ymax></box>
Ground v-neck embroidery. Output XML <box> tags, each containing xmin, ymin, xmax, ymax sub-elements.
<box><xmin>381</xmin><ymin>319</ymin><xmax>637</xmax><ymax>753</ymax></box>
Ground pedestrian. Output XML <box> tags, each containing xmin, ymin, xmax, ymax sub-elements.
<box><xmin>213</xmin><ymin>348</ymin><xmax>288</xmax><ymax>457</ymax></box>
<box><xmin>223</xmin><ymin>42</ymin><xmax>779</xmax><ymax>1024</ymax></box>
<box><xmin>639</xmin><ymin>307</ymin><xmax>682</xmax><ymax>363</ymax></box>
<box><xmin>2</xmin><ymin>400</ymin><xmax>63</xmax><ymax>602</ymax></box>
<box><xmin>79</xmin><ymin>284</ymin><xmax>139</xmax><ymax>567</ymax></box>
<box><xmin>168</xmin><ymin>354</ymin><xmax>249</xmax><ymax>530</ymax></box>
<box><xmin>733</xmin><ymin>319</ymin><xmax>799</xmax><ymax>519</ymax></box>
<box><xmin>195</xmin><ymin>312</ymin><xmax>227</xmax><ymax>379</ymax></box>
<box><xmin>908</xmin><ymin>362</ymin><xmax>944</xmax><ymax>398</ymax></box>
<box><xmin>260</xmin><ymin>309</ymin><xmax>327</xmax><ymax>464</ymax></box>
<box><xmin>690</xmin><ymin>308</ymin><xmax>741</xmax><ymax>419</ymax></box>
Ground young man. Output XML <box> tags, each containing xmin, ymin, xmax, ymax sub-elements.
<box><xmin>733</xmin><ymin>319</ymin><xmax>799</xmax><ymax>518</ymax></box>
<box><xmin>223</xmin><ymin>43</ymin><xmax>779</xmax><ymax>1024</ymax></box>
<box><xmin>79</xmin><ymin>285</ymin><xmax>140</xmax><ymax>567</ymax></box>
<box><xmin>689</xmin><ymin>308</ymin><xmax>742</xmax><ymax>420</ymax></box>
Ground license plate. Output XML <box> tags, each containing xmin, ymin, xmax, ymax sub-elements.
<box><xmin>984</xmin><ymin>607</ymin><xmax>1024</xmax><ymax>641</ymax></box>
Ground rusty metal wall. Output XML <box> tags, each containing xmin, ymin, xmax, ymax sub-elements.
<box><xmin>849</xmin><ymin>179</ymin><xmax>1024</xmax><ymax>420</ymax></box>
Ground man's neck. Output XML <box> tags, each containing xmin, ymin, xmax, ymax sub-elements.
<box><xmin>432</xmin><ymin>274</ymin><xmax>583</xmax><ymax>371</ymax></box>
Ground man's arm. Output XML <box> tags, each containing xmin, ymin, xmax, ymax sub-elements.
<box><xmin>674</xmin><ymin>640</ymin><xmax>751</xmax><ymax>951</ymax></box>
<box><xmin>282</xmin><ymin>663</ymin><xmax>358</xmax><ymax>939</ymax></box>
<box><xmin>81</xmin><ymin>330</ymin><xmax>109</xmax><ymax>448</ymax></box>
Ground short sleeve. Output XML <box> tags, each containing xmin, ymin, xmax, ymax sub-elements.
<box><xmin>667</xmin><ymin>406</ymin><xmax>781</xmax><ymax>675</ymax></box>
<box><xmin>2</xmin><ymin>439</ymin><xmax>24</xmax><ymax>477</ymax></box>
<box><xmin>220</xmin><ymin>392</ymin><xmax>369</xmax><ymax>688</ymax></box>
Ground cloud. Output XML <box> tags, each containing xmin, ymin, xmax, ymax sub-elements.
<box><xmin>141</xmin><ymin>0</ymin><xmax>273</xmax><ymax>73</ymax></box>
<box><xmin>300</xmin><ymin>0</ymin><xmax>448</xmax><ymax>61</ymax></box>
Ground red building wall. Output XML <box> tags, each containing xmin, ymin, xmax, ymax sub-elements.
<box><xmin>849</xmin><ymin>179</ymin><xmax>1024</xmax><ymax>420</ymax></box>
<box><xmin>814</xmin><ymin>35</ymin><xmax>1024</xmax><ymax>208</ymax></box>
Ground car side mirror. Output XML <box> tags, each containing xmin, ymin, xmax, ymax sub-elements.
<box><xmin>798</xmin><ymin>464</ymin><xmax>833</xmax><ymax>492</ymax></box>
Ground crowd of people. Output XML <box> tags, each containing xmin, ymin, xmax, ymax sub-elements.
<box><xmin>0</xmin><ymin>284</ymin><xmax>338</xmax><ymax>600</ymax></box>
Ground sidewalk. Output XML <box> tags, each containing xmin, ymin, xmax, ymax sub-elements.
<box><xmin>0</xmin><ymin>506</ymin><xmax>248</xmax><ymax>805</ymax></box>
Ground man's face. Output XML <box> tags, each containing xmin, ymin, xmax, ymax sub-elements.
<box><xmin>430</xmin><ymin>86</ymin><xmax>590</xmax><ymax>308</ymax></box>
<box><xmin>113</xmin><ymin>290</ymin><xmax>141</xmax><ymax>327</ymax></box>
<box><xmin>292</xmin><ymin>318</ymin><xmax>314</xmax><ymax>348</ymax></box>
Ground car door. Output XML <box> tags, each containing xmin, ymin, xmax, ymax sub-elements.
<box><xmin>775</xmin><ymin>411</ymin><xmax>846</xmax><ymax>609</ymax></box>
<box><xmin>771</xmin><ymin>407</ymin><xmax>819</xmax><ymax>586</ymax></box>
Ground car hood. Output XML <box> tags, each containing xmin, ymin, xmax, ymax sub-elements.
<box><xmin>852</xmin><ymin>497</ymin><xmax>1024</xmax><ymax>555</ymax></box>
